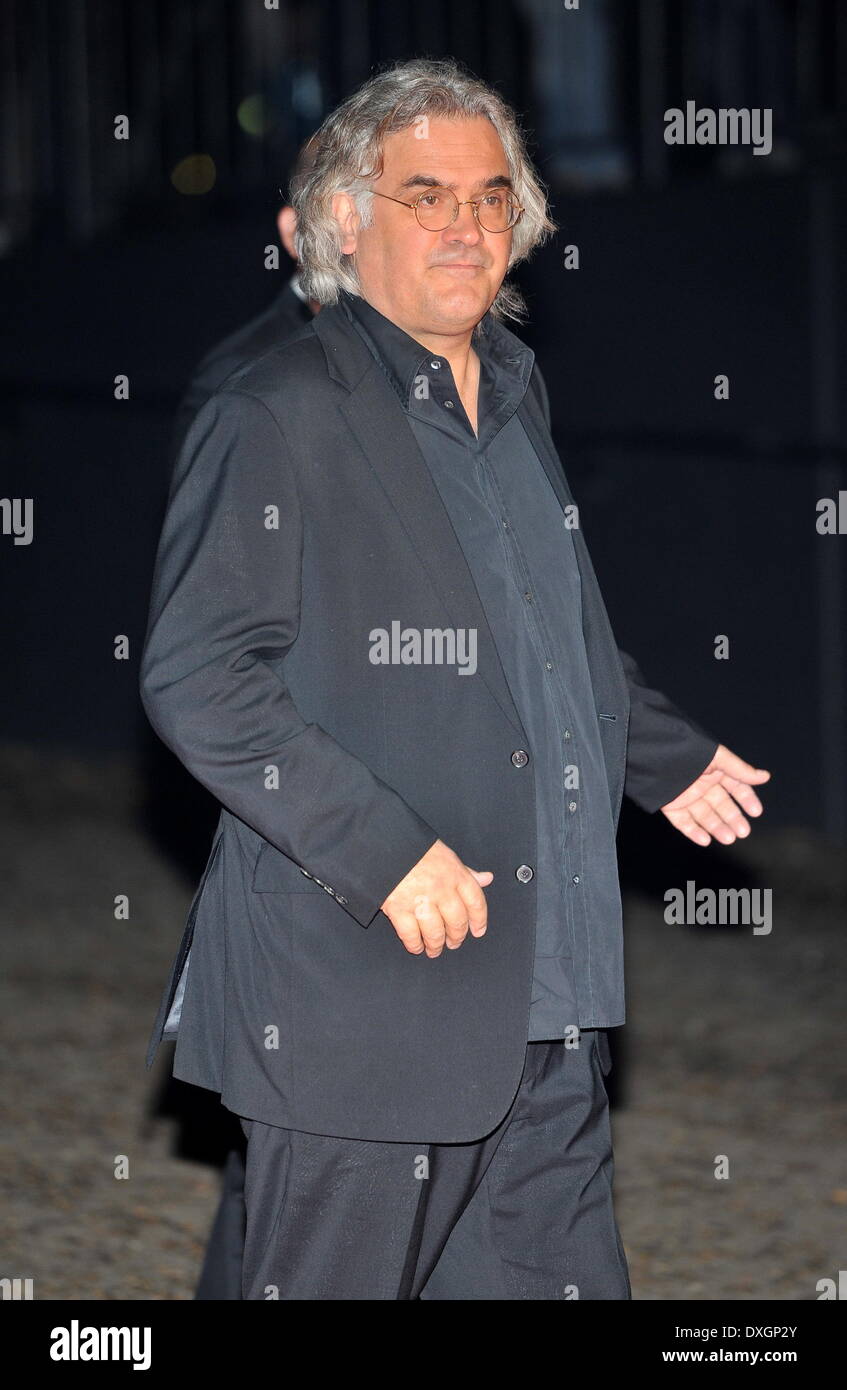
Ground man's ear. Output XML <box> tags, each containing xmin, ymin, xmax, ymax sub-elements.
<box><xmin>277</xmin><ymin>206</ymin><xmax>298</xmax><ymax>261</ymax></box>
<box><xmin>331</xmin><ymin>191</ymin><xmax>360</xmax><ymax>255</ymax></box>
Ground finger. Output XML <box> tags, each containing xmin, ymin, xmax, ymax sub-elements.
<box><xmin>689</xmin><ymin>796</ymin><xmax>743</xmax><ymax>844</ymax></box>
<box><xmin>719</xmin><ymin>775</ymin><xmax>765</xmax><ymax>817</ymax></box>
<box><xmin>413</xmin><ymin>894</ymin><xmax>447</xmax><ymax>958</ymax></box>
<box><xmin>665</xmin><ymin>807</ymin><xmax>711</xmax><ymax>847</ymax></box>
<box><xmin>702</xmin><ymin>785</ymin><xmax>751</xmax><ymax>841</ymax></box>
<box><xmin>457</xmin><ymin>876</ymin><xmax>489</xmax><ymax>936</ymax></box>
<box><xmin>388</xmin><ymin>909</ymin><xmax>425</xmax><ymax>955</ymax></box>
<box><xmin>439</xmin><ymin>894</ymin><xmax>471</xmax><ymax>949</ymax></box>
<box><xmin>713</xmin><ymin>745</ymin><xmax>771</xmax><ymax>784</ymax></box>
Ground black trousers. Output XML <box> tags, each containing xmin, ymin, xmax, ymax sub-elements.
<box><xmin>194</xmin><ymin>1144</ymin><xmax>247</xmax><ymax>1301</ymax></box>
<box><xmin>196</xmin><ymin>1032</ymin><xmax>630</xmax><ymax>1301</ymax></box>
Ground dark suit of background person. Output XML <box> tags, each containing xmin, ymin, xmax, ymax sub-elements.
<box><xmin>167</xmin><ymin>271</ymin><xmax>318</xmax><ymax>1302</ymax></box>
<box><xmin>139</xmin><ymin>284</ymin><xmax>719</xmax><ymax>1299</ymax></box>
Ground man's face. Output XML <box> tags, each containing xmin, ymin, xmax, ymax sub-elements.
<box><xmin>339</xmin><ymin>116</ymin><xmax>515</xmax><ymax>341</ymax></box>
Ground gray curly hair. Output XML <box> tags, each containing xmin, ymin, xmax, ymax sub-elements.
<box><xmin>289</xmin><ymin>57</ymin><xmax>557</xmax><ymax>325</ymax></box>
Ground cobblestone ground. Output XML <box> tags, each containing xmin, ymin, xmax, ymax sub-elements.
<box><xmin>1</xmin><ymin>746</ymin><xmax>844</xmax><ymax>1300</ymax></box>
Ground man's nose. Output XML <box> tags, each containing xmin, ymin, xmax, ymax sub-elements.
<box><xmin>443</xmin><ymin>202</ymin><xmax>484</xmax><ymax>243</ymax></box>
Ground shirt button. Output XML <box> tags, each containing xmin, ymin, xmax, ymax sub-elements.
<box><xmin>515</xmin><ymin>864</ymin><xmax>534</xmax><ymax>883</ymax></box>
<box><xmin>572</xmin><ymin>874</ymin><xmax>580</xmax><ymax>885</ymax></box>
<box><xmin>563</xmin><ymin>730</ymin><xmax>572</xmax><ymax>740</ymax></box>
<box><xmin>444</xmin><ymin>399</ymin><xmax>455</xmax><ymax>409</ymax></box>
<box><xmin>511</xmin><ymin>749</ymin><xmax>529</xmax><ymax>767</ymax></box>
<box><xmin>568</xmin><ymin>801</ymin><xmax>577</xmax><ymax>812</ymax></box>
<box><xmin>430</xmin><ymin>360</ymin><xmax>441</xmax><ymax>369</ymax></box>
<box><xmin>545</xmin><ymin>660</ymin><xmax>553</xmax><ymax>670</ymax></box>
<box><xmin>523</xmin><ymin>591</ymin><xmax>532</xmax><ymax>601</ymax></box>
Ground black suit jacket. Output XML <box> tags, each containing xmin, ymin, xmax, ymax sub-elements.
<box><xmin>140</xmin><ymin>298</ymin><xmax>717</xmax><ymax>1143</ymax></box>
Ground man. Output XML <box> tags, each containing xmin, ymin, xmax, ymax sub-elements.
<box><xmin>140</xmin><ymin>58</ymin><xmax>769</xmax><ymax>1300</ymax></box>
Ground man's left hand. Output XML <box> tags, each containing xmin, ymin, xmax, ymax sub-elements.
<box><xmin>660</xmin><ymin>744</ymin><xmax>771</xmax><ymax>846</ymax></box>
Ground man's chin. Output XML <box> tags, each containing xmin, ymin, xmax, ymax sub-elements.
<box><xmin>429</xmin><ymin>283</ymin><xmax>498</xmax><ymax>329</ymax></box>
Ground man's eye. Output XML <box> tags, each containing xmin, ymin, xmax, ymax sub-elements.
<box><xmin>484</xmin><ymin>191</ymin><xmax>507</xmax><ymax>206</ymax></box>
<box><xmin>419</xmin><ymin>193</ymin><xmax>441</xmax><ymax>206</ymax></box>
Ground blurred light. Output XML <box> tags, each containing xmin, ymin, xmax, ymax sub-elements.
<box><xmin>170</xmin><ymin>155</ymin><xmax>217</xmax><ymax>196</ymax></box>
<box><xmin>237</xmin><ymin>94</ymin><xmax>274</xmax><ymax>137</ymax></box>
<box><xmin>292</xmin><ymin>71</ymin><xmax>322</xmax><ymax>120</ymax></box>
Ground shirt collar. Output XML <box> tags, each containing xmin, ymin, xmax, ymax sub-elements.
<box><xmin>338</xmin><ymin>287</ymin><xmax>534</xmax><ymax>412</ymax></box>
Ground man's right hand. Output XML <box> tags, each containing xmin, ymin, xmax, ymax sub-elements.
<box><xmin>379</xmin><ymin>839</ymin><xmax>493</xmax><ymax>958</ymax></box>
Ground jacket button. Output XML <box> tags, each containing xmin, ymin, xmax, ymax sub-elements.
<box><xmin>511</xmin><ymin>749</ymin><xmax>529</xmax><ymax>767</ymax></box>
<box><xmin>515</xmin><ymin>864</ymin><xmax>534</xmax><ymax>883</ymax></box>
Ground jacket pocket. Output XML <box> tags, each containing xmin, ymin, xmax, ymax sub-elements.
<box><xmin>251</xmin><ymin>841</ymin><xmax>330</xmax><ymax>894</ymax></box>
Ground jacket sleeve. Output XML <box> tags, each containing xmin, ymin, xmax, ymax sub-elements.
<box><xmin>139</xmin><ymin>387</ymin><xmax>440</xmax><ymax>927</ymax></box>
<box><xmin>529</xmin><ymin>362</ymin><xmax>720</xmax><ymax>814</ymax></box>
<box><xmin>618</xmin><ymin>648</ymin><xmax>719</xmax><ymax>813</ymax></box>
<box><xmin>169</xmin><ymin>345</ymin><xmax>242</xmax><ymax>462</ymax></box>
<box><xmin>169</xmin><ymin>380</ymin><xmax>207</xmax><ymax>465</ymax></box>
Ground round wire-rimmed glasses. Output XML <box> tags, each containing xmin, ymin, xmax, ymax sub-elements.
<box><xmin>371</xmin><ymin>186</ymin><xmax>525</xmax><ymax>233</ymax></box>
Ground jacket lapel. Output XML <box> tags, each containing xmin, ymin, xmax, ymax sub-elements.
<box><xmin>315</xmin><ymin>304</ymin><xmax>525</xmax><ymax>736</ymax></box>
<box><xmin>347</xmin><ymin>384</ymin><xmax>529</xmax><ymax>738</ymax></box>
